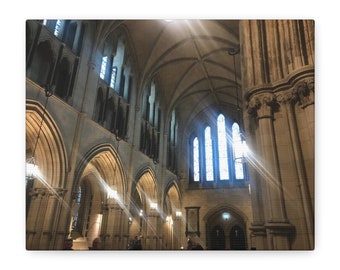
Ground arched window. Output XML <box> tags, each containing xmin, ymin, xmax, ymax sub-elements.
<box><xmin>189</xmin><ymin>114</ymin><xmax>247</xmax><ymax>185</ymax></box>
<box><xmin>232</xmin><ymin>122</ymin><xmax>245</xmax><ymax>180</ymax></box>
<box><xmin>54</xmin><ymin>57</ymin><xmax>71</xmax><ymax>99</ymax></box>
<box><xmin>100</xmin><ymin>56</ymin><xmax>108</xmax><ymax>80</ymax></box>
<box><xmin>193</xmin><ymin>137</ymin><xmax>200</xmax><ymax>182</ymax></box>
<box><xmin>110</xmin><ymin>66</ymin><xmax>118</xmax><ymax>89</ymax></box>
<box><xmin>72</xmin><ymin>186</ymin><xmax>82</xmax><ymax>230</ymax></box>
<box><xmin>205</xmin><ymin>126</ymin><xmax>214</xmax><ymax>181</ymax></box>
<box><xmin>167</xmin><ymin>110</ymin><xmax>178</xmax><ymax>172</ymax></box>
<box><xmin>54</xmin><ymin>20</ymin><xmax>65</xmax><ymax>38</ymax></box>
<box><xmin>217</xmin><ymin>114</ymin><xmax>229</xmax><ymax>180</ymax></box>
<box><xmin>29</xmin><ymin>41</ymin><xmax>54</xmax><ymax>86</ymax></box>
<box><xmin>140</xmin><ymin>80</ymin><xmax>161</xmax><ymax>161</ymax></box>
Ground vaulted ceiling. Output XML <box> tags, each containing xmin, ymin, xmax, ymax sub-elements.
<box><xmin>101</xmin><ymin>20</ymin><xmax>242</xmax><ymax>128</ymax></box>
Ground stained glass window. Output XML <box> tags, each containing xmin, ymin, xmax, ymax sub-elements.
<box><xmin>100</xmin><ymin>56</ymin><xmax>108</xmax><ymax>80</ymax></box>
<box><xmin>217</xmin><ymin>114</ymin><xmax>229</xmax><ymax>180</ymax></box>
<box><xmin>232</xmin><ymin>122</ymin><xmax>244</xmax><ymax>179</ymax></box>
<box><xmin>110</xmin><ymin>66</ymin><xmax>117</xmax><ymax>88</ymax></box>
<box><xmin>193</xmin><ymin>137</ymin><xmax>200</xmax><ymax>182</ymax></box>
<box><xmin>54</xmin><ymin>20</ymin><xmax>64</xmax><ymax>38</ymax></box>
<box><xmin>205</xmin><ymin>127</ymin><xmax>214</xmax><ymax>181</ymax></box>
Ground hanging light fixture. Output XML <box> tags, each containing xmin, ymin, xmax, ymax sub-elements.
<box><xmin>26</xmin><ymin>85</ymin><xmax>54</xmax><ymax>180</ymax></box>
<box><xmin>227</xmin><ymin>47</ymin><xmax>241</xmax><ymax>123</ymax></box>
<box><xmin>227</xmin><ymin>48</ymin><xmax>248</xmax><ymax>164</ymax></box>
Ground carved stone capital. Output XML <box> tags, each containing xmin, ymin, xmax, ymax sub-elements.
<box><xmin>247</xmin><ymin>96</ymin><xmax>261</xmax><ymax>117</ymax></box>
<box><xmin>29</xmin><ymin>187</ymin><xmax>67</xmax><ymax>199</ymax></box>
<box><xmin>293</xmin><ymin>80</ymin><xmax>314</xmax><ymax>108</ymax></box>
<box><xmin>247</xmin><ymin>93</ymin><xmax>277</xmax><ymax>119</ymax></box>
<box><xmin>29</xmin><ymin>187</ymin><xmax>48</xmax><ymax>199</ymax></box>
<box><xmin>275</xmin><ymin>90</ymin><xmax>297</xmax><ymax>105</ymax></box>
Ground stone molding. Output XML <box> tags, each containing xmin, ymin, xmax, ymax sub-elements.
<box><xmin>247</xmin><ymin>77</ymin><xmax>314</xmax><ymax>118</ymax></box>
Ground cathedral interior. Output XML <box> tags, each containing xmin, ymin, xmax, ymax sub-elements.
<box><xmin>25</xmin><ymin>19</ymin><xmax>314</xmax><ymax>251</ymax></box>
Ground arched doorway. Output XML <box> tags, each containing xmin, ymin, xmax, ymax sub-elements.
<box><xmin>210</xmin><ymin>225</ymin><xmax>225</xmax><ymax>250</ymax></box>
<box><xmin>230</xmin><ymin>225</ymin><xmax>246</xmax><ymax>250</ymax></box>
<box><xmin>204</xmin><ymin>205</ymin><xmax>248</xmax><ymax>250</ymax></box>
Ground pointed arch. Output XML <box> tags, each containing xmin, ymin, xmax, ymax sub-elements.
<box><xmin>74</xmin><ymin>143</ymin><xmax>127</xmax><ymax>201</ymax></box>
<box><xmin>26</xmin><ymin>99</ymin><xmax>67</xmax><ymax>188</ymax></box>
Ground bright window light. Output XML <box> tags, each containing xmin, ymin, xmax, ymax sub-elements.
<box><xmin>217</xmin><ymin>114</ymin><xmax>229</xmax><ymax>180</ymax></box>
<box><xmin>193</xmin><ymin>137</ymin><xmax>200</xmax><ymax>182</ymax></box>
<box><xmin>100</xmin><ymin>56</ymin><xmax>108</xmax><ymax>79</ymax></box>
<box><xmin>222</xmin><ymin>212</ymin><xmax>231</xmax><ymax>220</ymax></box>
<box><xmin>205</xmin><ymin>127</ymin><xmax>214</xmax><ymax>181</ymax></box>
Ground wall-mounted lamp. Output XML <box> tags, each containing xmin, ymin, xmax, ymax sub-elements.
<box><xmin>150</xmin><ymin>202</ymin><xmax>158</xmax><ymax>210</ymax></box>
<box><xmin>175</xmin><ymin>211</ymin><xmax>182</xmax><ymax>217</ymax></box>
<box><xmin>26</xmin><ymin>84</ymin><xmax>54</xmax><ymax>180</ymax></box>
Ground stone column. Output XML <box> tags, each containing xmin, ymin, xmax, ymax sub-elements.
<box><xmin>293</xmin><ymin>80</ymin><xmax>315</xmax><ymax>149</ymax></box>
<box><xmin>241</xmin><ymin>19</ymin><xmax>314</xmax><ymax>250</ymax></box>
<box><xmin>26</xmin><ymin>187</ymin><xmax>46</xmax><ymax>250</ymax></box>
<box><xmin>145</xmin><ymin>211</ymin><xmax>159</xmax><ymax>249</ymax></box>
<box><xmin>248</xmin><ymin>93</ymin><xmax>293</xmax><ymax>249</ymax></box>
<box><xmin>276</xmin><ymin>82</ymin><xmax>314</xmax><ymax>249</ymax></box>
<box><xmin>101</xmin><ymin>202</ymin><xmax>123</xmax><ymax>249</ymax></box>
<box><xmin>43</xmin><ymin>188</ymin><xmax>67</xmax><ymax>250</ymax></box>
<box><xmin>26</xmin><ymin>187</ymin><xmax>67</xmax><ymax>250</ymax></box>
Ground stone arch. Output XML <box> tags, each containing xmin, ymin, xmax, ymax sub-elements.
<box><xmin>164</xmin><ymin>179</ymin><xmax>182</xmax><ymax>213</ymax></box>
<box><xmin>132</xmin><ymin>167</ymin><xmax>158</xmax><ymax>211</ymax></box>
<box><xmin>26</xmin><ymin>98</ymin><xmax>68</xmax><ymax>250</ymax></box>
<box><xmin>74</xmin><ymin>143</ymin><xmax>127</xmax><ymax>201</ymax></box>
<box><xmin>26</xmin><ymin>99</ymin><xmax>67</xmax><ymax>188</ymax></box>
<box><xmin>162</xmin><ymin>180</ymin><xmax>182</xmax><ymax>250</ymax></box>
<box><xmin>203</xmin><ymin>203</ymin><xmax>249</xmax><ymax>250</ymax></box>
<box><xmin>29</xmin><ymin>40</ymin><xmax>56</xmax><ymax>86</ymax></box>
<box><xmin>129</xmin><ymin>166</ymin><xmax>160</xmax><ymax>249</ymax></box>
<box><xmin>71</xmin><ymin>143</ymin><xmax>127</xmax><ymax>249</ymax></box>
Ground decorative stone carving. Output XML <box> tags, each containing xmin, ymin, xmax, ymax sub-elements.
<box><xmin>293</xmin><ymin>80</ymin><xmax>314</xmax><ymax>108</ymax></box>
<box><xmin>247</xmin><ymin>96</ymin><xmax>261</xmax><ymax>117</ymax></box>
<box><xmin>29</xmin><ymin>187</ymin><xmax>66</xmax><ymax>199</ymax></box>
<box><xmin>275</xmin><ymin>90</ymin><xmax>297</xmax><ymax>105</ymax></box>
<box><xmin>247</xmin><ymin>93</ymin><xmax>277</xmax><ymax>119</ymax></box>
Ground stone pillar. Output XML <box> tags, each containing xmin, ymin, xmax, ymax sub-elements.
<box><xmin>42</xmin><ymin>188</ymin><xmax>67</xmax><ymax>250</ymax></box>
<box><xmin>26</xmin><ymin>187</ymin><xmax>46</xmax><ymax>250</ymax></box>
<box><xmin>145</xmin><ymin>211</ymin><xmax>159</xmax><ymax>250</ymax></box>
<box><xmin>293</xmin><ymin>79</ymin><xmax>315</xmax><ymax>149</ymax></box>
<box><xmin>26</xmin><ymin>187</ymin><xmax>67</xmax><ymax>250</ymax></box>
<box><xmin>276</xmin><ymin>81</ymin><xmax>314</xmax><ymax>249</ymax></box>
<box><xmin>241</xmin><ymin>19</ymin><xmax>314</xmax><ymax>250</ymax></box>
<box><xmin>248</xmin><ymin>93</ymin><xmax>293</xmax><ymax>249</ymax></box>
<box><xmin>101</xmin><ymin>202</ymin><xmax>123</xmax><ymax>249</ymax></box>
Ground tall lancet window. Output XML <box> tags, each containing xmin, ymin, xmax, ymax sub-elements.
<box><xmin>193</xmin><ymin>137</ymin><xmax>200</xmax><ymax>182</ymax></box>
<box><xmin>232</xmin><ymin>122</ymin><xmax>244</xmax><ymax>179</ymax></box>
<box><xmin>217</xmin><ymin>114</ymin><xmax>229</xmax><ymax>180</ymax></box>
<box><xmin>205</xmin><ymin>127</ymin><xmax>214</xmax><ymax>181</ymax></box>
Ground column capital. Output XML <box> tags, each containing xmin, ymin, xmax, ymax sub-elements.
<box><xmin>292</xmin><ymin>79</ymin><xmax>314</xmax><ymax>108</ymax></box>
<box><xmin>275</xmin><ymin>90</ymin><xmax>297</xmax><ymax>105</ymax></box>
<box><xmin>247</xmin><ymin>93</ymin><xmax>277</xmax><ymax>119</ymax></box>
<box><xmin>29</xmin><ymin>187</ymin><xmax>66</xmax><ymax>199</ymax></box>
